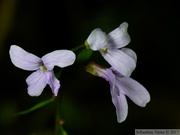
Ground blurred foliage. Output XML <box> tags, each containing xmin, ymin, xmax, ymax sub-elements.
<box><xmin>0</xmin><ymin>0</ymin><xmax>16</xmax><ymax>56</ymax></box>
<box><xmin>0</xmin><ymin>0</ymin><xmax>179</xmax><ymax>135</ymax></box>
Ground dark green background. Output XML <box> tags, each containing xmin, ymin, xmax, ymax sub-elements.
<box><xmin>0</xmin><ymin>0</ymin><xmax>178</xmax><ymax>135</ymax></box>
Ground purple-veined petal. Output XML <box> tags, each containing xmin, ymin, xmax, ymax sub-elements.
<box><xmin>86</xmin><ymin>63</ymin><xmax>116</xmax><ymax>93</ymax></box>
<box><xmin>46</xmin><ymin>70</ymin><xmax>60</xmax><ymax>96</ymax></box>
<box><xmin>101</xmin><ymin>49</ymin><xmax>136</xmax><ymax>76</ymax></box>
<box><xmin>110</xmin><ymin>91</ymin><xmax>128</xmax><ymax>123</ymax></box>
<box><xmin>121</xmin><ymin>48</ymin><xmax>137</xmax><ymax>63</ymax></box>
<box><xmin>26</xmin><ymin>70</ymin><xmax>47</xmax><ymax>96</ymax></box>
<box><xmin>116</xmin><ymin>76</ymin><xmax>150</xmax><ymax>107</ymax></box>
<box><xmin>103</xmin><ymin>69</ymin><xmax>118</xmax><ymax>95</ymax></box>
<box><xmin>107</xmin><ymin>22</ymin><xmax>130</xmax><ymax>49</ymax></box>
<box><xmin>9</xmin><ymin>45</ymin><xmax>41</xmax><ymax>71</ymax></box>
<box><xmin>87</xmin><ymin>28</ymin><xmax>108</xmax><ymax>50</ymax></box>
<box><xmin>41</xmin><ymin>50</ymin><xmax>76</xmax><ymax>70</ymax></box>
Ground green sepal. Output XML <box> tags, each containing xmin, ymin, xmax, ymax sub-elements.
<box><xmin>84</xmin><ymin>40</ymin><xmax>90</xmax><ymax>49</ymax></box>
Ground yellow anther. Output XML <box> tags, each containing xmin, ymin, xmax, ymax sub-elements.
<box><xmin>101</xmin><ymin>47</ymin><xmax>108</xmax><ymax>55</ymax></box>
<box><xmin>40</xmin><ymin>64</ymin><xmax>48</xmax><ymax>72</ymax></box>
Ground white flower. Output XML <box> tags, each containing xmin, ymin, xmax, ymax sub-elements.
<box><xmin>86</xmin><ymin>22</ymin><xmax>135</xmax><ymax>76</ymax></box>
<box><xmin>10</xmin><ymin>45</ymin><xmax>76</xmax><ymax>96</ymax></box>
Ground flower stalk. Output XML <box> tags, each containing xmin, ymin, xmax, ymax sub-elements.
<box><xmin>55</xmin><ymin>96</ymin><xmax>68</xmax><ymax>135</ymax></box>
<box><xmin>14</xmin><ymin>97</ymin><xmax>56</xmax><ymax>116</ymax></box>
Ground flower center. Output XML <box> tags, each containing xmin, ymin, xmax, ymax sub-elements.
<box><xmin>101</xmin><ymin>47</ymin><xmax>108</xmax><ymax>55</ymax></box>
<box><xmin>40</xmin><ymin>63</ymin><xmax>48</xmax><ymax>72</ymax></box>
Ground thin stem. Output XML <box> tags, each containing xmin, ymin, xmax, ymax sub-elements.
<box><xmin>55</xmin><ymin>96</ymin><xmax>65</xmax><ymax>135</ymax></box>
<box><xmin>71</xmin><ymin>44</ymin><xmax>85</xmax><ymax>52</ymax></box>
<box><xmin>14</xmin><ymin>97</ymin><xmax>55</xmax><ymax>116</ymax></box>
<box><xmin>53</xmin><ymin>44</ymin><xmax>85</xmax><ymax>135</ymax></box>
<box><xmin>55</xmin><ymin>97</ymin><xmax>60</xmax><ymax>134</ymax></box>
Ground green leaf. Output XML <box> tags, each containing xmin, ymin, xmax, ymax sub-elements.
<box><xmin>77</xmin><ymin>49</ymin><xmax>93</xmax><ymax>61</ymax></box>
<box><xmin>14</xmin><ymin>97</ymin><xmax>55</xmax><ymax>116</ymax></box>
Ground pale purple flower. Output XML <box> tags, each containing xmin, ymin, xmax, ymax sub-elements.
<box><xmin>9</xmin><ymin>45</ymin><xmax>76</xmax><ymax>96</ymax></box>
<box><xmin>86</xmin><ymin>62</ymin><xmax>150</xmax><ymax>123</ymax></box>
<box><xmin>86</xmin><ymin>22</ymin><xmax>136</xmax><ymax>76</ymax></box>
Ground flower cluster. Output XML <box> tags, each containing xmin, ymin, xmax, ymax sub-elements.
<box><xmin>85</xmin><ymin>22</ymin><xmax>150</xmax><ymax>123</ymax></box>
<box><xmin>9</xmin><ymin>22</ymin><xmax>150</xmax><ymax>123</ymax></box>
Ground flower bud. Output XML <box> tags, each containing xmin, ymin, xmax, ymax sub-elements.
<box><xmin>86</xmin><ymin>62</ymin><xmax>106</xmax><ymax>77</ymax></box>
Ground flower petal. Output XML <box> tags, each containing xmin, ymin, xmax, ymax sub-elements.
<box><xmin>102</xmin><ymin>69</ymin><xmax>119</xmax><ymax>95</ymax></box>
<box><xmin>85</xmin><ymin>63</ymin><xmax>117</xmax><ymax>94</ymax></box>
<box><xmin>46</xmin><ymin>70</ymin><xmax>60</xmax><ymax>96</ymax></box>
<box><xmin>42</xmin><ymin>50</ymin><xmax>76</xmax><ymax>70</ymax></box>
<box><xmin>110</xmin><ymin>91</ymin><xmax>128</xmax><ymax>123</ymax></box>
<box><xmin>116</xmin><ymin>76</ymin><xmax>150</xmax><ymax>107</ymax></box>
<box><xmin>107</xmin><ymin>22</ymin><xmax>130</xmax><ymax>49</ymax></box>
<box><xmin>121</xmin><ymin>48</ymin><xmax>137</xmax><ymax>63</ymax></box>
<box><xmin>102</xmin><ymin>49</ymin><xmax>136</xmax><ymax>76</ymax></box>
<box><xmin>26</xmin><ymin>70</ymin><xmax>47</xmax><ymax>96</ymax></box>
<box><xmin>9</xmin><ymin>45</ymin><xmax>41</xmax><ymax>71</ymax></box>
<box><xmin>87</xmin><ymin>28</ymin><xmax>108</xmax><ymax>50</ymax></box>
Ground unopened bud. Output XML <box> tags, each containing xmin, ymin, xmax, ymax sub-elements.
<box><xmin>86</xmin><ymin>62</ymin><xmax>106</xmax><ymax>77</ymax></box>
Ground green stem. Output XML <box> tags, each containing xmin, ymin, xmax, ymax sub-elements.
<box><xmin>53</xmin><ymin>44</ymin><xmax>85</xmax><ymax>135</ymax></box>
<box><xmin>14</xmin><ymin>97</ymin><xmax>56</xmax><ymax>116</ymax></box>
<box><xmin>55</xmin><ymin>97</ymin><xmax>68</xmax><ymax>135</ymax></box>
<box><xmin>71</xmin><ymin>44</ymin><xmax>85</xmax><ymax>52</ymax></box>
<box><xmin>55</xmin><ymin>97</ymin><xmax>63</xmax><ymax>135</ymax></box>
<box><xmin>55</xmin><ymin>97</ymin><xmax>60</xmax><ymax>134</ymax></box>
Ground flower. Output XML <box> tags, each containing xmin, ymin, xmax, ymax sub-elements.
<box><xmin>9</xmin><ymin>45</ymin><xmax>76</xmax><ymax>96</ymax></box>
<box><xmin>86</xmin><ymin>62</ymin><xmax>150</xmax><ymax>123</ymax></box>
<box><xmin>86</xmin><ymin>22</ymin><xmax>135</xmax><ymax>76</ymax></box>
